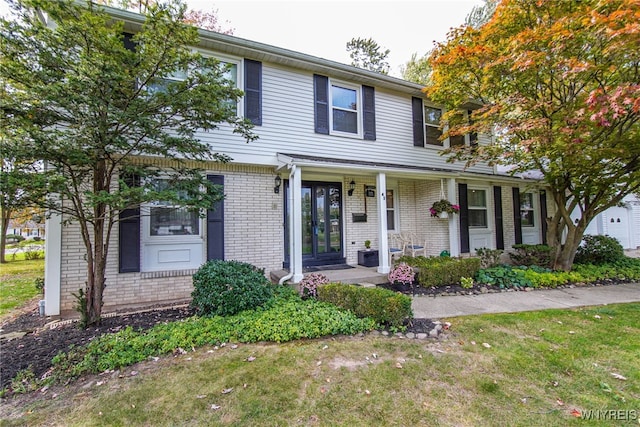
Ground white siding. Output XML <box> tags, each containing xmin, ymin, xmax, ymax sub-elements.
<box><xmin>193</xmin><ymin>61</ymin><xmax>494</xmax><ymax>175</ymax></box>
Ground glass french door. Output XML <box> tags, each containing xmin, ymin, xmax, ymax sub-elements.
<box><xmin>285</xmin><ymin>181</ymin><xmax>344</xmax><ymax>267</ymax></box>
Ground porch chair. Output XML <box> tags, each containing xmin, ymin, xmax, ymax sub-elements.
<box><xmin>403</xmin><ymin>232</ymin><xmax>427</xmax><ymax>257</ymax></box>
<box><xmin>388</xmin><ymin>233</ymin><xmax>405</xmax><ymax>261</ymax></box>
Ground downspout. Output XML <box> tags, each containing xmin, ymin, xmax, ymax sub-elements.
<box><xmin>279</xmin><ymin>164</ymin><xmax>296</xmax><ymax>285</ymax></box>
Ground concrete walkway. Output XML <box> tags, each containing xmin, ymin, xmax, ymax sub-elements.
<box><xmin>412</xmin><ymin>282</ymin><xmax>640</xmax><ymax>319</ymax></box>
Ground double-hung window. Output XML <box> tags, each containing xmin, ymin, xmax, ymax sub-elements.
<box><xmin>145</xmin><ymin>179</ymin><xmax>202</xmax><ymax>238</ymax></box>
<box><xmin>141</xmin><ymin>178</ymin><xmax>204</xmax><ymax>272</ymax></box>
<box><xmin>468</xmin><ymin>188</ymin><xmax>488</xmax><ymax>228</ymax></box>
<box><xmin>330</xmin><ymin>82</ymin><xmax>361</xmax><ymax>136</ymax></box>
<box><xmin>520</xmin><ymin>192</ymin><xmax>535</xmax><ymax>227</ymax></box>
<box><xmin>424</xmin><ymin>106</ymin><xmax>443</xmax><ymax>147</ymax></box>
<box><xmin>386</xmin><ymin>189</ymin><xmax>397</xmax><ymax>231</ymax></box>
<box><xmin>147</xmin><ymin>54</ymin><xmax>242</xmax><ymax>114</ymax></box>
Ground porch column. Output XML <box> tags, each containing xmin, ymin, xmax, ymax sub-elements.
<box><xmin>447</xmin><ymin>178</ymin><xmax>460</xmax><ymax>257</ymax></box>
<box><xmin>290</xmin><ymin>165</ymin><xmax>304</xmax><ymax>283</ymax></box>
<box><xmin>376</xmin><ymin>172</ymin><xmax>390</xmax><ymax>274</ymax></box>
<box><xmin>44</xmin><ymin>202</ymin><xmax>62</xmax><ymax>316</ymax></box>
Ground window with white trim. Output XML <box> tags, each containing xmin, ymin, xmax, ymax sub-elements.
<box><xmin>424</xmin><ymin>106</ymin><xmax>443</xmax><ymax>146</ymax></box>
<box><xmin>145</xmin><ymin>179</ymin><xmax>202</xmax><ymax>238</ymax></box>
<box><xmin>468</xmin><ymin>188</ymin><xmax>488</xmax><ymax>228</ymax></box>
<box><xmin>147</xmin><ymin>55</ymin><xmax>241</xmax><ymax>114</ymax></box>
<box><xmin>386</xmin><ymin>189</ymin><xmax>397</xmax><ymax>231</ymax></box>
<box><xmin>141</xmin><ymin>178</ymin><xmax>204</xmax><ymax>272</ymax></box>
<box><xmin>520</xmin><ymin>192</ymin><xmax>535</xmax><ymax>227</ymax></box>
<box><xmin>330</xmin><ymin>81</ymin><xmax>361</xmax><ymax>136</ymax></box>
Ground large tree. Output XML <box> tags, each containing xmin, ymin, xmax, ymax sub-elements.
<box><xmin>346</xmin><ymin>37</ymin><xmax>390</xmax><ymax>75</ymax></box>
<box><xmin>1</xmin><ymin>0</ymin><xmax>255</xmax><ymax>325</ymax></box>
<box><xmin>427</xmin><ymin>0</ymin><xmax>640</xmax><ymax>270</ymax></box>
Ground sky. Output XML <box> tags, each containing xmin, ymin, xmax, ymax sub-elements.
<box><xmin>0</xmin><ymin>0</ymin><xmax>483</xmax><ymax>77</ymax></box>
<box><xmin>197</xmin><ymin>0</ymin><xmax>483</xmax><ymax>77</ymax></box>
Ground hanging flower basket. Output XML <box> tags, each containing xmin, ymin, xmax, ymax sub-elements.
<box><xmin>430</xmin><ymin>199</ymin><xmax>460</xmax><ymax>218</ymax></box>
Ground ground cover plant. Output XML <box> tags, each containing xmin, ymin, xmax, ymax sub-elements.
<box><xmin>2</xmin><ymin>303</ymin><xmax>638</xmax><ymax>426</ymax></box>
<box><xmin>475</xmin><ymin>258</ymin><xmax>640</xmax><ymax>289</ymax></box>
<box><xmin>51</xmin><ymin>287</ymin><xmax>375</xmax><ymax>380</ymax></box>
<box><xmin>0</xmin><ymin>258</ymin><xmax>44</xmax><ymax>318</ymax></box>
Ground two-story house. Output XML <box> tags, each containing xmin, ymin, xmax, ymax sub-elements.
<box><xmin>43</xmin><ymin>6</ymin><xmax>552</xmax><ymax>316</ymax></box>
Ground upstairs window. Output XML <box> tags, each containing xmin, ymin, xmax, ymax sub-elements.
<box><xmin>424</xmin><ymin>106</ymin><xmax>443</xmax><ymax>146</ymax></box>
<box><xmin>314</xmin><ymin>74</ymin><xmax>376</xmax><ymax>140</ymax></box>
<box><xmin>330</xmin><ymin>82</ymin><xmax>360</xmax><ymax>135</ymax></box>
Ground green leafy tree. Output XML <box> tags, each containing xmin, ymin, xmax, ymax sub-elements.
<box><xmin>427</xmin><ymin>0</ymin><xmax>640</xmax><ymax>271</ymax></box>
<box><xmin>464</xmin><ymin>0</ymin><xmax>498</xmax><ymax>29</ymax></box>
<box><xmin>346</xmin><ymin>37</ymin><xmax>390</xmax><ymax>75</ymax></box>
<box><xmin>401</xmin><ymin>52</ymin><xmax>432</xmax><ymax>85</ymax></box>
<box><xmin>1</xmin><ymin>0</ymin><xmax>256</xmax><ymax>325</ymax></box>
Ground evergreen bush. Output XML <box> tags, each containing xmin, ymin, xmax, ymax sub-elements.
<box><xmin>574</xmin><ymin>234</ymin><xmax>625</xmax><ymax>265</ymax></box>
<box><xmin>191</xmin><ymin>260</ymin><xmax>274</xmax><ymax>317</ymax></box>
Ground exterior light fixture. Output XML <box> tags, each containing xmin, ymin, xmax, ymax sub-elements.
<box><xmin>274</xmin><ymin>175</ymin><xmax>282</xmax><ymax>194</ymax></box>
<box><xmin>348</xmin><ymin>180</ymin><xmax>356</xmax><ymax>196</ymax></box>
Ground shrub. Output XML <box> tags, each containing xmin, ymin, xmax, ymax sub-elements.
<box><xmin>574</xmin><ymin>234</ymin><xmax>625</xmax><ymax>265</ymax></box>
<box><xmin>23</xmin><ymin>247</ymin><xmax>43</xmax><ymax>260</ymax></box>
<box><xmin>34</xmin><ymin>277</ymin><xmax>45</xmax><ymax>294</ymax></box>
<box><xmin>298</xmin><ymin>273</ymin><xmax>329</xmax><ymax>299</ymax></box>
<box><xmin>5</xmin><ymin>234</ymin><xmax>24</xmax><ymax>243</ymax></box>
<box><xmin>509</xmin><ymin>244</ymin><xmax>553</xmax><ymax>267</ymax></box>
<box><xmin>475</xmin><ymin>247</ymin><xmax>503</xmax><ymax>268</ymax></box>
<box><xmin>460</xmin><ymin>277</ymin><xmax>474</xmax><ymax>289</ymax></box>
<box><xmin>399</xmin><ymin>256</ymin><xmax>481</xmax><ymax>288</ymax></box>
<box><xmin>191</xmin><ymin>260</ymin><xmax>274</xmax><ymax>317</ymax></box>
<box><xmin>388</xmin><ymin>263</ymin><xmax>415</xmax><ymax>286</ymax></box>
<box><xmin>317</xmin><ymin>283</ymin><xmax>412</xmax><ymax>328</ymax></box>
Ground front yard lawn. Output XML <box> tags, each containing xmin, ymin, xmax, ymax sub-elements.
<box><xmin>2</xmin><ymin>303</ymin><xmax>638</xmax><ymax>426</ymax></box>
<box><xmin>0</xmin><ymin>258</ymin><xmax>44</xmax><ymax>319</ymax></box>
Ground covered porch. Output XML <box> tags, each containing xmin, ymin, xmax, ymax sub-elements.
<box><xmin>275</xmin><ymin>153</ymin><xmax>466</xmax><ymax>284</ymax></box>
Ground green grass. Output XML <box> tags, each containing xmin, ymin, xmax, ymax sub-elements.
<box><xmin>0</xmin><ymin>258</ymin><xmax>44</xmax><ymax>318</ymax></box>
<box><xmin>2</xmin><ymin>303</ymin><xmax>638</xmax><ymax>426</ymax></box>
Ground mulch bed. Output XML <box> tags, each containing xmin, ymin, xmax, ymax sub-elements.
<box><xmin>0</xmin><ymin>305</ymin><xmax>193</xmax><ymax>392</ymax></box>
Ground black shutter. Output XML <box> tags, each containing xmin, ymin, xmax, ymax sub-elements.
<box><xmin>123</xmin><ymin>32</ymin><xmax>136</xmax><ymax>52</ymax></box>
<box><xmin>119</xmin><ymin>174</ymin><xmax>140</xmax><ymax>273</ymax></box>
<box><xmin>362</xmin><ymin>85</ymin><xmax>376</xmax><ymax>141</ymax></box>
<box><xmin>494</xmin><ymin>186</ymin><xmax>504</xmax><ymax>250</ymax></box>
<box><xmin>459</xmin><ymin>183</ymin><xmax>470</xmax><ymax>253</ymax></box>
<box><xmin>512</xmin><ymin>187</ymin><xmax>523</xmax><ymax>245</ymax></box>
<box><xmin>313</xmin><ymin>74</ymin><xmax>329</xmax><ymax>134</ymax></box>
<box><xmin>412</xmin><ymin>97</ymin><xmax>424</xmax><ymax>147</ymax></box>
<box><xmin>244</xmin><ymin>59</ymin><xmax>262</xmax><ymax>125</ymax></box>
<box><xmin>539</xmin><ymin>190</ymin><xmax>548</xmax><ymax>244</ymax></box>
<box><xmin>207</xmin><ymin>175</ymin><xmax>225</xmax><ymax>261</ymax></box>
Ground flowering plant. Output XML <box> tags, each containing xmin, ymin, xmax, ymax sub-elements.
<box><xmin>429</xmin><ymin>199</ymin><xmax>460</xmax><ymax>217</ymax></box>
<box><xmin>388</xmin><ymin>263</ymin><xmax>415</xmax><ymax>286</ymax></box>
<box><xmin>299</xmin><ymin>273</ymin><xmax>329</xmax><ymax>299</ymax></box>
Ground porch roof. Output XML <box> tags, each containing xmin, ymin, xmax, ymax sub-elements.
<box><xmin>276</xmin><ymin>153</ymin><xmax>540</xmax><ymax>185</ymax></box>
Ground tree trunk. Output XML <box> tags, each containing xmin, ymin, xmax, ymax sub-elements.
<box><xmin>85</xmin><ymin>161</ymin><xmax>109</xmax><ymax>326</ymax></box>
<box><xmin>545</xmin><ymin>206</ymin><xmax>589</xmax><ymax>271</ymax></box>
<box><xmin>0</xmin><ymin>208</ymin><xmax>11</xmax><ymax>263</ymax></box>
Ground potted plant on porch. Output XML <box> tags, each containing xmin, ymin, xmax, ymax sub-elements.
<box><xmin>429</xmin><ymin>199</ymin><xmax>460</xmax><ymax>219</ymax></box>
